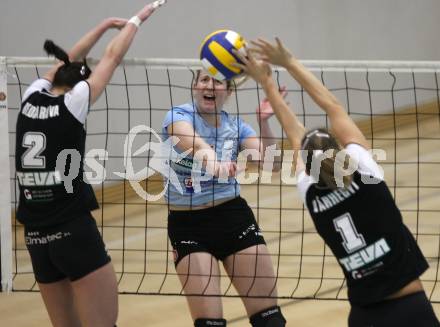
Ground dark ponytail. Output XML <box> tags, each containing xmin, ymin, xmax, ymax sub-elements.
<box><xmin>44</xmin><ymin>39</ymin><xmax>91</xmax><ymax>88</ymax></box>
<box><xmin>301</xmin><ymin>128</ymin><xmax>353</xmax><ymax>190</ymax></box>
<box><xmin>44</xmin><ymin>40</ymin><xmax>70</xmax><ymax>65</ymax></box>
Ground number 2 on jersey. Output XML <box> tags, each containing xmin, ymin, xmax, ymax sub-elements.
<box><xmin>21</xmin><ymin>132</ymin><xmax>46</xmax><ymax>168</ymax></box>
<box><xmin>333</xmin><ymin>213</ymin><xmax>366</xmax><ymax>253</ymax></box>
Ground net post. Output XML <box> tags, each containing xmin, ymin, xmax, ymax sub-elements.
<box><xmin>0</xmin><ymin>57</ymin><xmax>13</xmax><ymax>292</ymax></box>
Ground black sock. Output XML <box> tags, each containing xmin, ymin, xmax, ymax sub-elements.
<box><xmin>194</xmin><ymin>318</ymin><xmax>227</xmax><ymax>326</ymax></box>
<box><xmin>250</xmin><ymin>306</ymin><xmax>286</xmax><ymax>327</ymax></box>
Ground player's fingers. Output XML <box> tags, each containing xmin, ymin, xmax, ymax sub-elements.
<box><xmin>248</xmin><ymin>44</ymin><xmax>265</xmax><ymax>56</ymax></box>
<box><xmin>257</xmin><ymin>38</ymin><xmax>273</xmax><ymax>49</ymax></box>
<box><xmin>250</xmin><ymin>40</ymin><xmax>266</xmax><ymax>50</ymax></box>
<box><xmin>229</xmin><ymin>163</ymin><xmax>238</xmax><ymax>176</ymax></box>
<box><xmin>152</xmin><ymin>0</ymin><xmax>166</xmax><ymax>9</ymax></box>
<box><xmin>231</xmin><ymin>62</ymin><xmax>247</xmax><ymax>72</ymax></box>
<box><xmin>247</xmin><ymin>49</ymin><xmax>262</xmax><ymax>63</ymax></box>
<box><xmin>243</xmin><ymin>44</ymin><xmax>255</xmax><ymax>62</ymax></box>
<box><xmin>260</xmin><ymin>56</ymin><xmax>270</xmax><ymax>63</ymax></box>
<box><xmin>139</xmin><ymin>0</ymin><xmax>166</xmax><ymax>20</ymax></box>
<box><xmin>115</xmin><ymin>19</ymin><xmax>128</xmax><ymax>29</ymax></box>
<box><xmin>110</xmin><ymin>17</ymin><xmax>128</xmax><ymax>23</ymax></box>
<box><xmin>250</xmin><ymin>39</ymin><xmax>271</xmax><ymax>55</ymax></box>
<box><xmin>279</xmin><ymin>86</ymin><xmax>288</xmax><ymax>98</ymax></box>
<box><xmin>232</xmin><ymin>49</ymin><xmax>247</xmax><ymax>63</ymax></box>
<box><xmin>275</xmin><ymin>37</ymin><xmax>284</xmax><ymax>50</ymax></box>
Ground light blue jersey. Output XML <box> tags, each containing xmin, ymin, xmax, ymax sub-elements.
<box><xmin>162</xmin><ymin>103</ymin><xmax>256</xmax><ymax>206</ymax></box>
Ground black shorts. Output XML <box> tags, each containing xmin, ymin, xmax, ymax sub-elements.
<box><xmin>349</xmin><ymin>291</ymin><xmax>440</xmax><ymax>327</ymax></box>
<box><xmin>168</xmin><ymin>196</ymin><xmax>266</xmax><ymax>266</ymax></box>
<box><xmin>24</xmin><ymin>212</ymin><xmax>111</xmax><ymax>284</ymax></box>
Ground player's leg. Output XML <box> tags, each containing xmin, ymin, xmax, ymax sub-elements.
<box><xmin>169</xmin><ymin>207</ymin><xmax>226</xmax><ymax>326</ymax></box>
<box><xmin>50</xmin><ymin>213</ymin><xmax>118</xmax><ymax>326</ymax></box>
<box><xmin>25</xmin><ymin>225</ymin><xmax>81</xmax><ymax>327</ymax></box>
<box><xmin>71</xmin><ymin>262</ymin><xmax>118</xmax><ymax>327</ymax></box>
<box><xmin>219</xmin><ymin>197</ymin><xmax>286</xmax><ymax>326</ymax></box>
<box><xmin>223</xmin><ymin>244</ymin><xmax>286</xmax><ymax>327</ymax></box>
<box><xmin>176</xmin><ymin>252</ymin><xmax>226</xmax><ymax>326</ymax></box>
<box><xmin>38</xmin><ymin>279</ymin><xmax>81</xmax><ymax>327</ymax></box>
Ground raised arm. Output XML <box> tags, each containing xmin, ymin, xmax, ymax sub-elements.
<box><xmin>43</xmin><ymin>17</ymin><xmax>127</xmax><ymax>82</ymax></box>
<box><xmin>87</xmin><ymin>2</ymin><xmax>162</xmax><ymax>104</ymax></box>
<box><xmin>251</xmin><ymin>38</ymin><xmax>369</xmax><ymax>149</ymax></box>
<box><xmin>69</xmin><ymin>17</ymin><xmax>127</xmax><ymax>62</ymax></box>
<box><xmin>234</xmin><ymin>48</ymin><xmax>305</xmax><ymax>151</ymax></box>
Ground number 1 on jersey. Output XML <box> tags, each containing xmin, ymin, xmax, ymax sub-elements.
<box><xmin>333</xmin><ymin>213</ymin><xmax>366</xmax><ymax>253</ymax></box>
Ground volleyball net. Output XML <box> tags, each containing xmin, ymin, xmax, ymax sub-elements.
<box><xmin>1</xmin><ymin>57</ymin><xmax>440</xmax><ymax>302</ymax></box>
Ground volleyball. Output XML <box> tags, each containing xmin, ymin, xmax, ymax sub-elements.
<box><xmin>199</xmin><ymin>29</ymin><xmax>246</xmax><ymax>81</ymax></box>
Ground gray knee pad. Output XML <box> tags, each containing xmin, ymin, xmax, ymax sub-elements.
<box><xmin>194</xmin><ymin>318</ymin><xmax>227</xmax><ymax>326</ymax></box>
<box><xmin>250</xmin><ymin>306</ymin><xmax>286</xmax><ymax>327</ymax></box>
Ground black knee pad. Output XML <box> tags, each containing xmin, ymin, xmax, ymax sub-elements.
<box><xmin>194</xmin><ymin>318</ymin><xmax>227</xmax><ymax>326</ymax></box>
<box><xmin>250</xmin><ymin>306</ymin><xmax>286</xmax><ymax>327</ymax></box>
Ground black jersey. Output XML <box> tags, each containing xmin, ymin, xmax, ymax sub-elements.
<box><xmin>297</xmin><ymin>143</ymin><xmax>428</xmax><ymax>306</ymax></box>
<box><xmin>15</xmin><ymin>79</ymin><xmax>98</xmax><ymax>227</ymax></box>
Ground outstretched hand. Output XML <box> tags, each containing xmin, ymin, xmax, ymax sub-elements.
<box><xmin>232</xmin><ymin>46</ymin><xmax>272</xmax><ymax>85</ymax></box>
<box><xmin>250</xmin><ymin>37</ymin><xmax>293</xmax><ymax>68</ymax></box>
<box><xmin>233</xmin><ymin>47</ymin><xmax>289</xmax><ymax>122</ymax></box>
<box><xmin>136</xmin><ymin>0</ymin><xmax>165</xmax><ymax>22</ymax></box>
<box><xmin>105</xmin><ymin>17</ymin><xmax>128</xmax><ymax>30</ymax></box>
<box><xmin>257</xmin><ymin>86</ymin><xmax>288</xmax><ymax>122</ymax></box>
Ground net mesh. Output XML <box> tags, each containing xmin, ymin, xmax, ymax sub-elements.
<box><xmin>4</xmin><ymin>59</ymin><xmax>440</xmax><ymax>301</ymax></box>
